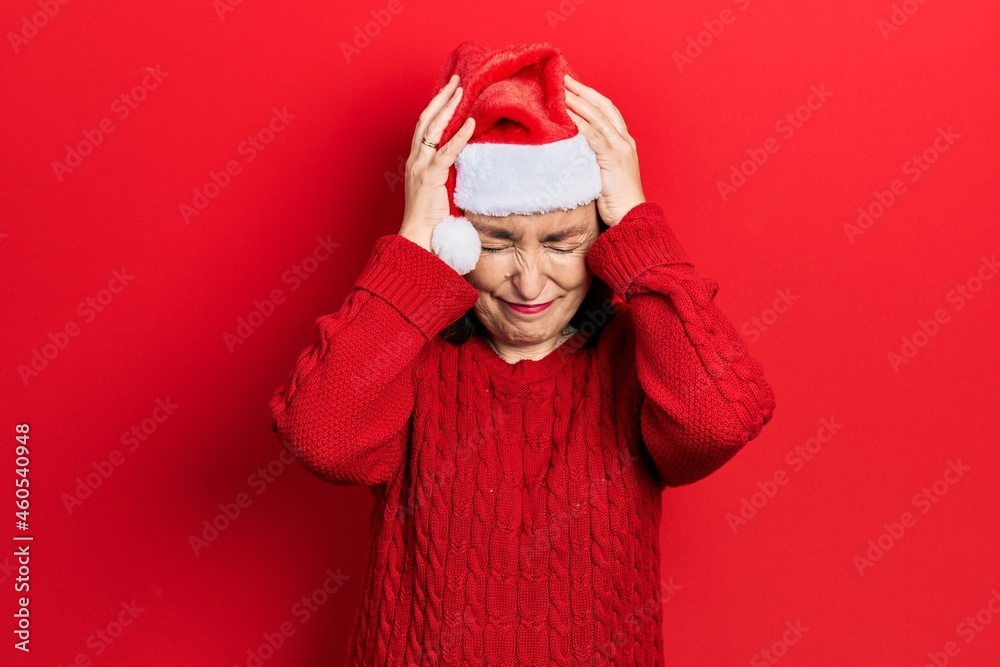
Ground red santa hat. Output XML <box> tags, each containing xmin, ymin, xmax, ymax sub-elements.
<box><xmin>427</xmin><ymin>40</ymin><xmax>602</xmax><ymax>275</ymax></box>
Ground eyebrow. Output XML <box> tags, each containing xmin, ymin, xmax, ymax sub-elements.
<box><xmin>474</xmin><ymin>223</ymin><xmax>591</xmax><ymax>243</ymax></box>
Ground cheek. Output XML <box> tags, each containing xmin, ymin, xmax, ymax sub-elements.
<box><xmin>550</xmin><ymin>254</ymin><xmax>591</xmax><ymax>286</ymax></box>
<box><xmin>466</xmin><ymin>259</ymin><xmax>507</xmax><ymax>291</ymax></box>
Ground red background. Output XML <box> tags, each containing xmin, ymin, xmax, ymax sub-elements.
<box><xmin>3</xmin><ymin>0</ymin><xmax>999</xmax><ymax>665</ymax></box>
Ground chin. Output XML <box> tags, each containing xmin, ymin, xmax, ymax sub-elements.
<box><xmin>502</xmin><ymin>321</ymin><xmax>562</xmax><ymax>342</ymax></box>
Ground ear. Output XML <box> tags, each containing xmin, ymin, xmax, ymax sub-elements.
<box><xmin>431</xmin><ymin>215</ymin><xmax>481</xmax><ymax>275</ymax></box>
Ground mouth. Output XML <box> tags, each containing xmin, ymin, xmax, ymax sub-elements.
<box><xmin>501</xmin><ymin>298</ymin><xmax>555</xmax><ymax>314</ymax></box>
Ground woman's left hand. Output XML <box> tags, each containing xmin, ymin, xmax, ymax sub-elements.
<box><xmin>564</xmin><ymin>73</ymin><xmax>646</xmax><ymax>226</ymax></box>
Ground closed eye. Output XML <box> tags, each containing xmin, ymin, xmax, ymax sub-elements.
<box><xmin>481</xmin><ymin>245</ymin><xmax>579</xmax><ymax>254</ymax></box>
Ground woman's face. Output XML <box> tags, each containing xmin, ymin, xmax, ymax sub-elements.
<box><xmin>464</xmin><ymin>201</ymin><xmax>600</xmax><ymax>349</ymax></box>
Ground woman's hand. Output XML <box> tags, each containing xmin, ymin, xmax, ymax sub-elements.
<box><xmin>564</xmin><ymin>73</ymin><xmax>646</xmax><ymax>226</ymax></box>
<box><xmin>398</xmin><ymin>73</ymin><xmax>476</xmax><ymax>251</ymax></box>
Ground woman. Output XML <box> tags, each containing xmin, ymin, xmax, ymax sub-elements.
<box><xmin>270</xmin><ymin>41</ymin><xmax>776</xmax><ymax>666</ymax></box>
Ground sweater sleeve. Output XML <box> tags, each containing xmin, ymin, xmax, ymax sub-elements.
<box><xmin>269</xmin><ymin>234</ymin><xmax>481</xmax><ymax>486</ymax></box>
<box><xmin>586</xmin><ymin>202</ymin><xmax>776</xmax><ymax>488</ymax></box>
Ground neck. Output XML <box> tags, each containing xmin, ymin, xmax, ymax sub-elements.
<box><xmin>487</xmin><ymin>327</ymin><xmax>577</xmax><ymax>363</ymax></box>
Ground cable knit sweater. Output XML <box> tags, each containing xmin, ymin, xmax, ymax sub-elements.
<box><xmin>269</xmin><ymin>202</ymin><xmax>776</xmax><ymax>666</ymax></box>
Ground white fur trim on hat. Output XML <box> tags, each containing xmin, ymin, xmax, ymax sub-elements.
<box><xmin>454</xmin><ymin>133</ymin><xmax>602</xmax><ymax>216</ymax></box>
<box><xmin>431</xmin><ymin>214</ymin><xmax>481</xmax><ymax>275</ymax></box>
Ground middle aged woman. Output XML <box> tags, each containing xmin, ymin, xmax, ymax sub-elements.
<box><xmin>270</xmin><ymin>40</ymin><xmax>777</xmax><ymax>667</ymax></box>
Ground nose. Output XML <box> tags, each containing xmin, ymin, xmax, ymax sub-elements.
<box><xmin>507</xmin><ymin>252</ymin><xmax>547</xmax><ymax>302</ymax></box>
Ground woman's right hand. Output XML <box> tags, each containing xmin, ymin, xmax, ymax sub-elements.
<box><xmin>398</xmin><ymin>73</ymin><xmax>476</xmax><ymax>251</ymax></box>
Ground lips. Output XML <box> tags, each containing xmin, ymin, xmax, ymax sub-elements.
<box><xmin>502</xmin><ymin>299</ymin><xmax>554</xmax><ymax>314</ymax></box>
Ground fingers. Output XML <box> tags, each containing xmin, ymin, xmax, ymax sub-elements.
<box><xmin>564</xmin><ymin>73</ymin><xmax>630</xmax><ymax>138</ymax></box>
<box><xmin>565</xmin><ymin>85</ymin><xmax>620</xmax><ymax>137</ymax></box>
<box><xmin>565</xmin><ymin>106</ymin><xmax>609</xmax><ymax>155</ymax></box>
<box><xmin>423</xmin><ymin>84</ymin><xmax>464</xmax><ymax>149</ymax></box>
<box><xmin>566</xmin><ymin>99</ymin><xmax>619</xmax><ymax>159</ymax></box>
<box><xmin>564</xmin><ymin>73</ymin><xmax>626</xmax><ymax>130</ymax></box>
<box><xmin>432</xmin><ymin>116</ymin><xmax>475</xmax><ymax>168</ymax></box>
<box><xmin>412</xmin><ymin>74</ymin><xmax>462</xmax><ymax>155</ymax></box>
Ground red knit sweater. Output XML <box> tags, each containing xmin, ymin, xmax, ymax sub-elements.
<box><xmin>269</xmin><ymin>202</ymin><xmax>776</xmax><ymax>666</ymax></box>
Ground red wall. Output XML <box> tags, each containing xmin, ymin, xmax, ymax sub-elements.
<box><xmin>3</xmin><ymin>1</ymin><xmax>999</xmax><ymax>665</ymax></box>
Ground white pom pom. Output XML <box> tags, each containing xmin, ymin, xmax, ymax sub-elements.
<box><xmin>431</xmin><ymin>215</ymin><xmax>481</xmax><ymax>275</ymax></box>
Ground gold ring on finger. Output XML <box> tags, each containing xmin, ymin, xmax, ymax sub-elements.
<box><xmin>421</xmin><ymin>137</ymin><xmax>439</xmax><ymax>149</ymax></box>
